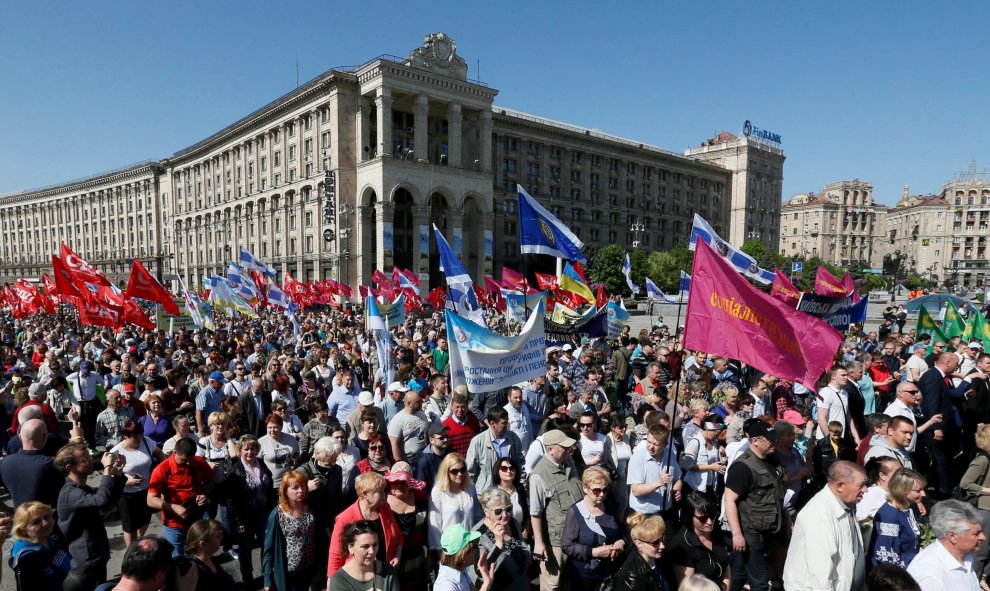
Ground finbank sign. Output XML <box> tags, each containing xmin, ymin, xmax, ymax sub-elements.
<box><xmin>742</xmin><ymin>120</ymin><xmax>782</xmax><ymax>144</ymax></box>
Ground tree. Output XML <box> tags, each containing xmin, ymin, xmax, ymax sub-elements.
<box><xmin>587</xmin><ymin>244</ymin><xmax>627</xmax><ymax>295</ymax></box>
<box><xmin>646</xmin><ymin>247</ymin><xmax>694</xmax><ymax>294</ymax></box>
<box><xmin>740</xmin><ymin>239</ymin><xmax>788</xmax><ymax>272</ymax></box>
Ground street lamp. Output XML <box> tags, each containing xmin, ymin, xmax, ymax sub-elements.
<box><xmin>630</xmin><ymin>221</ymin><xmax>645</xmax><ymax>249</ymax></box>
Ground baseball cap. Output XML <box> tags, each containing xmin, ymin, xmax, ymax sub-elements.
<box><xmin>358</xmin><ymin>391</ymin><xmax>375</xmax><ymax>406</ymax></box>
<box><xmin>748</xmin><ymin>421</ymin><xmax>778</xmax><ymax>442</ymax></box>
<box><xmin>543</xmin><ymin>429</ymin><xmax>577</xmax><ymax>448</ymax></box>
<box><xmin>80</xmin><ymin>361</ymin><xmax>93</xmax><ymax>371</ymax></box>
<box><xmin>702</xmin><ymin>414</ymin><xmax>726</xmax><ymax>431</ymax></box>
<box><xmin>428</xmin><ymin>422</ymin><xmax>450</xmax><ymax>437</ymax></box>
<box><xmin>123</xmin><ymin>383</ymin><xmax>136</xmax><ymax>393</ymax></box>
<box><xmin>562</xmin><ymin>344</ymin><xmax>574</xmax><ymax>352</ymax></box>
<box><xmin>208</xmin><ymin>370</ymin><xmax>225</xmax><ymax>383</ymax></box>
<box><xmin>970</xmin><ymin>342</ymin><xmax>984</xmax><ymax>350</ymax></box>
<box><xmin>387</xmin><ymin>382</ymin><xmax>410</xmax><ymax>393</ymax></box>
<box><xmin>440</xmin><ymin>524</ymin><xmax>481</xmax><ymax>555</ymax></box>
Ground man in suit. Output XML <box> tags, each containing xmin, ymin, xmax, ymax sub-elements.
<box><xmin>238</xmin><ymin>376</ymin><xmax>272</xmax><ymax>438</ymax></box>
<box><xmin>962</xmin><ymin>353</ymin><xmax>990</xmax><ymax>453</ymax></box>
<box><xmin>919</xmin><ymin>352</ymin><xmax>984</xmax><ymax>497</ymax></box>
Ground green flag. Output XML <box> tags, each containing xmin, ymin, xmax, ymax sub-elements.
<box><xmin>916</xmin><ymin>305</ymin><xmax>948</xmax><ymax>345</ymax></box>
<box><xmin>941</xmin><ymin>299</ymin><xmax>967</xmax><ymax>339</ymax></box>
<box><xmin>962</xmin><ymin>308</ymin><xmax>989</xmax><ymax>349</ymax></box>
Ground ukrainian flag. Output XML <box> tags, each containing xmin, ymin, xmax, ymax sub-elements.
<box><xmin>558</xmin><ymin>262</ymin><xmax>594</xmax><ymax>304</ymax></box>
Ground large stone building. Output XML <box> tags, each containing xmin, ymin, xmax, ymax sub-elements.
<box><xmin>685</xmin><ymin>131</ymin><xmax>785</xmax><ymax>252</ymax></box>
<box><xmin>0</xmin><ymin>33</ymin><xmax>783</xmax><ymax>291</ymax></box>
<box><xmin>779</xmin><ymin>165</ymin><xmax>990</xmax><ymax>291</ymax></box>
<box><xmin>778</xmin><ymin>179</ymin><xmax>882</xmax><ymax>268</ymax></box>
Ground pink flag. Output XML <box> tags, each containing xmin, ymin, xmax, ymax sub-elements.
<box><xmin>770</xmin><ymin>269</ymin><xmax>801</xmax><ymax>307</ymax></box>
<box><xmin>839</xmin><ymin>271</ymin><xmax>861</xmax><ymax>303</ymax></box>
<box><xmin>684</xmin><ymin>241</ymin><xmax>842</xmax><ymax>392</ymax></box>
<box><xmin>814</xmin><ymin>266</ymin><xmax>848</xmax><ymax>297</ymax></box>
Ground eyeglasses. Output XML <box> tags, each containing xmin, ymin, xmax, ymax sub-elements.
<box><xmin>487</xmin><ymin>506</ymin><xmax>508</xmax><ymax>516</ymax></box>
<box><xmin>499</xmin><ymin>465</ymin><xmax>516</xmax><ymax>472</ymax></box>
<box><xmin>588</xmin><ymin>487</ymin><xmax>607</xmax><ymax>496</ymax></box>
<box><xmin>235</xmin><ymin>367</ymin><xmax>245</xmax><ymax>371</ymax></box>
<box><xmin>579</xmin><ymin>423</ymin><xmax>594</xmax><ymax>429</ymax></box>
<box><xmin>449</xmin><ymin>467</ymin><xmax>466</xmax><ymax>475</ymax></box>
<box><xmin>694</xmin><ymin>513</ymin><xmax>715</xmax><ymax>523</ymax></box>
<box><xmin>368</xmin><ymin>445</ymin><xmax>386</xmax><ymax>451</ymax></box>
<box><xmin>640</xmin><ymin>537</ymin><xmax>663</xmax><ymax>548</ymax></box>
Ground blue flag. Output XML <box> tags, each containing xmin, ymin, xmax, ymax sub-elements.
<box><xmin>623</xmin><ymin>254</ymin><xmax>640</xmax><ymax>295</ymax></box>
<box><xmin>434</xmin><ymin>225</ymin><xmax>486</xmax><ymax>326</ymax></box>
<box><xmin>239</xmin><ymin>247</ymin><xmax>276</xmax><ymax>278</ymax></box>
<box><xmin>645</xmin><ymin>278</ymin><xmax>676</xmax><ymax>304</ymax></box>
<box><xmin>679</xmin><ymin>271</ymin><xmax>692</xmax><ymax>296</ymax></box>
<box><xmin>689</xmin><ymin>214</ymin><xmax>775</xmax><ymax>285</ymax></box>
<box><xmin>517</xmin><ymin>185</ymin><xmax>586</xmax><ymax>263</ymax></box>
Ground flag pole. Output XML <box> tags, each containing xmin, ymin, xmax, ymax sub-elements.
<box><xmin>662</xmin><ymin>286</ymin><xmax>688</xmax><ymax>512</ymax></box>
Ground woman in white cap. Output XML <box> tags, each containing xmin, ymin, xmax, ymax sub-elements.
<box><xmin>436</xmin><ymin>524</ymin><xmax>494</xmax><ymax>591</ymax></box>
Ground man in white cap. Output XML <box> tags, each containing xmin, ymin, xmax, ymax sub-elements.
<box><xmin>958</xmin><ymin>341</ymin><xmax>984</xmax><ymax>378</ymax></box>
<box><xmin>530</xmin><ymin>429</ymin><xmax>583</xmax><ymax>591</ymax></box>
<box><xmin>379</xmin><ymin>382</ymin><xmax>409</xmax><ymax>424</ymax></box>
<box><xmin>346</xmin><ymin>390</ymin><xmax>387</xmax><ymax>437</ymax></box>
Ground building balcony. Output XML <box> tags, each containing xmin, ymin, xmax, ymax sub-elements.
<box><xmin>948</xmin><ymin>260</ymin><xmax>990</xmax><ymax>270</ymax></box>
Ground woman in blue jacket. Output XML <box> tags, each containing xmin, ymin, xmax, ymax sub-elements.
<box><xmin>560</xmin><ymin>467</ymin><xmax>626</xmax><ymax>591</ymax></box>
<box><xmin>869</xmin><ymin>468</ymin><xmax>927</xmax><ymax>568</ymax></box>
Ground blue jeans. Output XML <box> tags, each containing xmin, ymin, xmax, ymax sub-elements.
<box><xmin>162</xmin><ymin>526</ymin><xmax>189</xmax><ymax>558</ymax></box>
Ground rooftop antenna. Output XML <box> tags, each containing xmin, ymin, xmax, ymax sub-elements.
<box><xmin>296</xmin><ymin>62</ymin><xmax>299</xmax><ymax>89</ymax></box>
<box><xmin>477</xmin><ymin>58</ymin><xmax>480</xmax><ymax>81</ymax></box>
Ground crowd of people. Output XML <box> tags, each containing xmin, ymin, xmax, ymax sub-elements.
<box><xmin>0</xmin><ymin>298</ymin><xmax>988</xmax><ymax>591</ymax></box>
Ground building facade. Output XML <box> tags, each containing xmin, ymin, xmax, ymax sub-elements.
<box><xmin>0</xmin><ymin>33</ymin><xmax>783</xmax><ymax>291</ymax></box>
<box><xmin>779</xmin><ymin>179</ymin><xmax>881</xmax><ymax>268</ymax></box>
<box><xmin>685</xmin><ymin>131</ymin><xmax>785</xmax><ymax>253</ymax></box>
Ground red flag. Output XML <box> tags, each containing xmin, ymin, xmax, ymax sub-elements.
<box><xmin>252</xmin><ymin>271</ymin><xmax>269</xmax><ymax>307</ymax></box>
<box><xmin>813</xmin><ymin>266</ymin><xmax>848</xmax><ymax>297</ymax></box>
<box><xmin>572</xmin><ymin>262</ymin><xmax>588</xmax><ymax>282</ymax></box>
<box><xmin>553</xmin><ymin>288</ymin><xmax>582</xmax><ymax>310</ymax></box>
<box><xmin>74</xmin><ymin>296</ymin><xmax>120</xmax><ymax>328</ymax></box>
<box><xmin>359</xmin><ymin>285</ymin><xmax>370</xmax><ymax>300</ymax></box>
<box><xmin>535</xmin><ymin>273</ymin><xmax>558</xmax><ymax>291</ymax></box>
<box><xmin>684</xmin><ymin>240</ymin><xmax>842</xmax><ymax>392</ymax></box>
<box><xmin>501</xmin><ymin>267</ymin><xmax>533</xmax><ymax>293</ymax></box>
<box><xmin>426</xmin><ymin>286</ymin><xmax>447</xmax><ymax>310</ymax></box>
<box><xmin>125</xmin><ymin>260</ymin><xmax>179</xmax><ymax>315</ymax></box>
<box><xmin>770</xmin><ymin>269</ymin><xmax>801</xmax><ymax>307</ymax></box>
<box><xmin>595</xmin><ymin>285</ymin><xmax>609</xmax><ymax>308</ymax></box>
<box><xmin>327</xmin><ymin>279</ymin><xmax>353</xmax><ymax>298</ymax></box>
<box><xmin>60</xmin><ymin>244</ymin><xmax>110</xmax><ymax>286</ymax></box>
<box><xmin>398</xmin><ymin>267</ymin><xmax>421</xmax><ymax>287</ymax></box>
<box><xmin>42</xmin><ymin>274</ymin><xmax>58</xmax><ymax>296</ymax></box>
<box><xmin>484</xmin><ymin>276</ymin><xmax>502</xmax><ymax>296</ymax></box>
<box><xmin>121</xmin><ymin>298</ymin><xmax>156</xmax><ymax>330</ymax></box>
<box><xmin>372</xmin><ymin>269</ymin><xmax>392</xmax><ymax>288</ymax></box>
<box><xmin>391</xmin><ymin>267</ymin><xmax>402</xmax><ymax>288</ymax></box>
<box><xmin>52</xmin><ymin>255</ymin><xmax>84</xmax><ymax>300</ymax></box>
<box><xmin>282</xmin><ymin>272</ymin><xmax>310</xmax><ymax>304</ymax></box>
<box><xmin>96</xmin><ymin>284</ymin><xmax>125</xmax><ymax>310</ymax></box>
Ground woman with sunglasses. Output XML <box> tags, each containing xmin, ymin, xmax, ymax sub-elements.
<box><xmin>385</xmin><ymin>462</ymin><xmax>430</xmax><ymax>591</ymax></box>
<box><xmin>490</xmin><ymin>457</ymin><xmax>529</xmax><ymax>539</ymax></box>
<box><xmin>474</xmin><ymin>487</ymin><xmax>532</xmax><ymax>591</ymax></box>
<box><xmin>561</xmin><ymin>467</ymin><xmax>625</xmax><ymax>591</ymax></box>
<box><xmin>328</xmin><ymin>521</ymin><xmax>399</xmax><ymax>591</ymax></box>
<box><xmin>667</xmin><ymin>492</ymin><xmax>730</xmax><ymax>590</ymax></box>
<box><xmin>357</xmin><ymin>433</ymin><xmax>393</xmax><ymax>476</ymax></box>
<box><xmin>577</xmin><ymin>411</ymin><xmax>610</xmax><ymax>469</ymax></box>
<box><xmin>429</xmin><ymin>453</ymin><xmax>482</xmax><ymax>557</ymax></box>
<box><xmin>615</xmin><ymin>512</ymin><xmax>669</xmax><ymax>591</ymax></box>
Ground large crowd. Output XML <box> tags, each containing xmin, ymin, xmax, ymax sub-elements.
<box><xmin>0</xmin><ymin>298</ymin><xmax>989</xmax><ymax>591</ymax></box>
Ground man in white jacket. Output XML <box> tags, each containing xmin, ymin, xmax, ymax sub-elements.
<box><xmin>783</xmin><ymin>460</ymin><xmax>868</xmax><ymax>591</ymax></box>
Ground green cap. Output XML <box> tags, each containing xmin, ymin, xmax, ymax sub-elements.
<box><xmin>440</xmin><ymin>524</ymin><xmax>481</xmax><ymax>554</ymax></box>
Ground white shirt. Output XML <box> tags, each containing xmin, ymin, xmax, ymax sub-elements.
<box><xmin>815</xmin><ymin>385</ymin><xmax>848</xmax><ymax>439</ymax></box>
<box><xmin>783</xmin><ymin>486</ymin><xmax>865</xmax><ymax>591</ymax></box>
<box><xmin>504</xmin><ymin>402</ymin><xmax>533</xmax><ymax>450</ymax></box>
<box><xmin>907</xmin><ymin>539</ymin><xmax>981</xmax><ymax>591</ymax></box>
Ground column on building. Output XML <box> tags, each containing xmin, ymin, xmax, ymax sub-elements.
<box><xmin>412</xmin><ymin>205</ymin><xmax>431</xmax><ymax>277</ymax></box>
<box><xmin>375</xmin><ymin>88</ymin><xmax>392</xmax><ymax>158</ymax></box>
<box><xmin>413</xmin><ymin>94</ymin><xmax>429</xmax><ymax>162</ymax></box>
<box><xmin>479</xmin><ymin>110</ymin><xmax>493</xmax><ymax>173</ymax></box>
<box><xmin>297</xmin><ymin>192</ymin><xmax>306</xmax><ymax>279</ymax></box>
<box><xmin>447</xmin><ymin>103</ymin><xmax>462</xmax><ymax>167</ymax></box>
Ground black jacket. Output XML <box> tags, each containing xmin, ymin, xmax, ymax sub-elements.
<box><xmin>615</xmin><ymin>549</ymin><xmax>667</xmax><ymax>591</ymax></box>
<box><xmin>222</xmin><ymin>459</ymin><xmax>276</xmax><ymax>531</ymax></box>
<box><xmin>296</xmin><ymin>459</ymin><xmax>344</xmax><ymax>532</ymax></box>
<box><xmin>238</xmin><ymin>390</ymin><xmax>273</xmax><ymax>438</ymax></box>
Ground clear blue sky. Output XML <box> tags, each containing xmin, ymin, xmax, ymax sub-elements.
<box><xmin>2</xmin><ymin>1</ymin><xmax>988</xmax><ymax>206</ymax></box>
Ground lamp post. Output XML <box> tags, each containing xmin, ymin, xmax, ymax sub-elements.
<box><xmin>630</xmin><ymin>221</ymin><xmax>645</xmax><ymax>249</ymax></box>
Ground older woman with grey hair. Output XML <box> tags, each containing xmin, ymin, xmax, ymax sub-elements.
<box><xmin>473</xmin><ymin>487</ymin><xmax>532</xmax><ymax>591</ymax></box>
<box><xmin>907</xmin><ymin>499</ymin><xmax>985</xmax><ymax>589</ymax></box>
<box><xmin>297</xmin><ymin>436</ymin><xmax>345</xmax><ymax>591</ymax></box>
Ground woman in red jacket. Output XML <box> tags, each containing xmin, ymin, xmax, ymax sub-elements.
<box><xmin>326</xmin><ymin>471</ymin><xmax>403</xmax><ymax>580</ymax></box>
